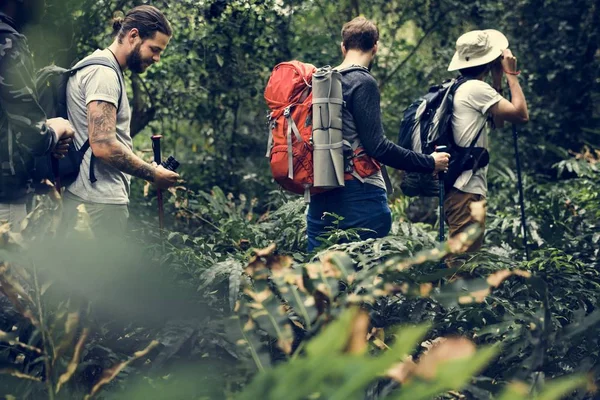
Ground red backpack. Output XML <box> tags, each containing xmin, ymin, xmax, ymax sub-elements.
<box><xmin>264</xmin><ymin>61</ymin><xmax>380</xmax><ymax>198</ymax></box>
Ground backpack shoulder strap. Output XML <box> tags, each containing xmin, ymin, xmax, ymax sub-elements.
<box><xmin>0</xmin><ymin>19</ymin><xmax>18</xmax><ymax>35</ymax></box>
<box><xmin>69</xmin><ymin>57</ymin><xmax>124</xmax><ymax>109</ymax></box>
<box><xmin>469</xmin><ymin>121</ymin><xmax>486</xmax><ymax>149</ymax></box>
<box><xmin>337</xmin><ymin>65</ymin><xmax>370</xmax><ymax>75</ymax></box>
<box><xmin>449</xmin><ymin>75</ymin><xmax>471</xmax><ymax>94</ymax></box>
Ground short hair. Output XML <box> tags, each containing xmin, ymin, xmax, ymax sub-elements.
<box><xmin>459</xmin><ymin>63</ymin><xmax>491</xmax><ymax>78</ymax></box>
<box><xmin>341</xmin><ymin>17</ymin><xmax>379</xmax><ymax>52</ymax></box>
<box><xmin>459</xmin><ymin>55</ymin><xmax>502</xmax><ymax>78</ymax></box>
<box><xmin>112</xmin><ymin>5</ymin><xmax>172</xmax><ymax>43</ymax></box>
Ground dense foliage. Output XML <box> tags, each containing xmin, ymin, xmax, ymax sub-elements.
<box><xmin>0</xmin><ymin>0</ymin><xmax>598</xmax><ymax>399</ymax></box>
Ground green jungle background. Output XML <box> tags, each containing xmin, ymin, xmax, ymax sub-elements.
<box><xmin>0</xmin><ymin>0</ymin><xmax>599</xmax><ymax>399</ymax></box>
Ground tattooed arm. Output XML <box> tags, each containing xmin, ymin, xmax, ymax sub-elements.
<box><xmin>87</xmin><ymin>100</ymin><xmax>156</xmax><ymax>181</ymax></box>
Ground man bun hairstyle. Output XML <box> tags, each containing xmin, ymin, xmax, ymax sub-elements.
<box><xmin>341</xmin><ymin>17</ymin><xmax>379</xmax><ymax>52</ymax></box>
<box><xmin>112</xmin><ymin>5</ymin><xmax>172</xmax><ymax>43</ymax></box>
<box><xmin>111</xmin><ymin>11</ymin><xmax>125</xmax><ymax>36</ymax></box>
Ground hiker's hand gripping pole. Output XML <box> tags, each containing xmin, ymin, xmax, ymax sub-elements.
<box><xmin>151</xmin><ymin>135</ymin><xmax>165</xmax><ymax>231</ymax></box>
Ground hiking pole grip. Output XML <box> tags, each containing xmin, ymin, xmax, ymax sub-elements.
<box><xmin>151</xmin><ymin>135</ymin><xmax>165</xmax><ymax>231</ymax></box>
<box><xmin>152</xmin><ymin>135</ymin><xmax>162</xmax><ymax>164</ymax></box>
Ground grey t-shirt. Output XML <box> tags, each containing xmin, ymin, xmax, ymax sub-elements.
<box><xmin>66</xmin><ymin>49</ymin><xmax>132</xmax><ymax>205</ymax></box>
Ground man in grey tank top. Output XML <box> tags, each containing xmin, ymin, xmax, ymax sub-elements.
<box><xmin>61</xmin><ymin>6</ymin><xmax>179</xmax><ymax>237</ymax></box>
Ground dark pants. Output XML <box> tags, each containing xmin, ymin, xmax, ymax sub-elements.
<box><xmin>60</xmin><ymin>191</ymin><xmax>129</xmax><ymax>238</ymax></box>
<box><xmin>307</xmin><ymin>180</ymin><xmax>392</xmax><ymax>252</ymax></box>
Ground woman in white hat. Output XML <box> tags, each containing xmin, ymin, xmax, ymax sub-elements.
<box><xmin>445</xmin><ymin>29</ymin><xmax>529</xmax><ymax>253</ymax></box>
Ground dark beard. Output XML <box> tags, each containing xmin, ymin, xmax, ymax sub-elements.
<box><xmin>126</xmin><ymin>43</ymin><xmax>145</xmax><ymax>74</ymax></box>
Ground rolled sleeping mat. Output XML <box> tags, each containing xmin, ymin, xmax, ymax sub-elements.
<box><xmin>312</xmin><ymin>66</ymin><xmax>345</xmax><ymax>188</ymax></box>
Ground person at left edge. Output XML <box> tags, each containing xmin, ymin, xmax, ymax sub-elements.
<box><xmin>0</xmin><ymin>0</ymin><xmax>75</xmax><ymax>232</ymax></box>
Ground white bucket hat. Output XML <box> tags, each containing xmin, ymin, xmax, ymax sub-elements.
<box><xmin>448</xmin><ymin>29</ymin><xmax>509</xmax><ymax>71</ymax></box>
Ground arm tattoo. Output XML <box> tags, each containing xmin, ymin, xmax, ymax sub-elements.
<box><xmin>88</xmin><ymin>101</ymin><xmax>155</xmax><ymax>182</ymax></box>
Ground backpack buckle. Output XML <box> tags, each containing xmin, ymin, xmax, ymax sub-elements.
<box><xmin>283</xmin><ymin>107</ymin><xmax>291</xmax><ymax>118</ymax></box>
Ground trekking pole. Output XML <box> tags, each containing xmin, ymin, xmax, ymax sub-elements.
<box><xmin>436</xmin><ymin>146</ymin><xmax>447</xmax><ymax>244</ymax></box>
<box><xmin>513</xmin><ymin>118</ymin><xmax>546</xmax><ymax>392</ymax></box>
<box><xmin>52</xmin><ymin>157</ymin><xmax>62</xmax><ymax>195</ymax></box>
<box><xmin>512</xmin><ymin>122</ymin><xmax>530</xmax><ymax>261</ymax></box>
<box><xmin>151</xmin><ymin>135</ymin><xmax>165</xmax><ymax>232</ymax></box>
<box><xmin>436</xmin><ymin>145</ymin><xmax>447</xmax><ymax>268</ymax></box>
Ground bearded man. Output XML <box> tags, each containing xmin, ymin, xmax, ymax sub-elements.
<box><xmin>61</xmin><ymin>5</ymin><xmax>179</xmax><ymax>236</ymax></box>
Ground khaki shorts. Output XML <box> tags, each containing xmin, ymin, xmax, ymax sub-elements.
<box><xmin>444</xmin><ymin>188</ymin><xmax>486</xmax><ymax>252</ymax></box>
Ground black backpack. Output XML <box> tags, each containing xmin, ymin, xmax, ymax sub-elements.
<box><xmin>33</xmin><ymin>58</ymin><xmax>123</xmax><ymax>188</ymax></box>
<box><xmin>397</xmin><ymin>76</ymin><xmax>490</xmax><ymax>197</ymax></box>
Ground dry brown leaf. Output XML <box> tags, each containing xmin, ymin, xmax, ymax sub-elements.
<box><xmin>513</xmin><ymin>270</ymin><xmax>532</xmax><ymax>279</ymax></box>
<box><xmin>293</xmin><ymin>273</ymin><xmax>308</xmax><ymax>293</ymax></box>
<box><xmin>447</xmin><ymin>232</ymin><xmax>470</xmax><ymax>253</ymax></box>
<box><xmin>344</xmin><ymin>310</ymin><xmax>370</xmax><ymax>355</ymax></box>
<box><xmin>469</xmin><ymin>200</ymin><xmax>487</xmax><ymax>224</ymax></box>
<box><xmin>40</xmin><ymin>280</ymin><xmax>53</xmax><ymax>296</ymax></box>
<box><xmin>372</xmin><ymin>338</ymin><xmax>389</xmax><ymax>350</ymax></box>
<box><xmin>0</xmin><ymin>330</ymin><xmax>42</xmax><ymax>354</ymax></box>
<box><xmin>53</xmin><ymin>312</ymin><xmax>80</xmax><ymax>363</ymax></box>
<box><xmin>267</xmin><ymin>255</ymin><xmax>293</xmax><ymax>275</ymax></box>
<box><xmin>458</xmin><ymin>288</ymin><xmax>491</xmax><ymax>304</ymax></box>
<box><xmin>413</xmin><ymin>337</ymin><xmax>476</xmax><ymax>380</ymax></box>
<box><xmin>387</xmin><ymin>356</ymin><xmax>417</xmax><ymax>384</ymax></box>
<box><xmin>487</xmin><ymin>269</ymin><xmax>531</xmax><ymax>288</ymax></box>
<box><xmin>0</xmin><ymin>369</ymin><xmax>42</xmax><ymax>382</ymax></box>
<box><xmin>244</xmin><ymin>288</ymin><xmax>271</xmax><ymax>304</ymax></box>
<box><xmin>319</xmin><ymin>252</ymin><xmax>345</xmax><ymax>279</ymax></box>
<box><xmin>278</xmin><ymin>337</ymin><xmax>293</xmax><ymax>355</ymax></box>
<box><xmin>242</xmin><ymin>318</ymin><xmax>255</xmax><ymax>332</ymax></box>
<box><xmin>305</xmin><ymin>263</ymin><xmax>321</xmax><ymax>280</ymax></box>
<box><xmin>74</xmin><ymin>204</ymin><xmax>94</xmax><ymax>239</ymax></box>
<box><xmin>56</xmin><ymin>328</ymin><xmax>89</xmax><ymax>394</ymax></box>
<box><xmin>253</xmin><ymin>243</ymin><xmax>277</xmax><ymax>257</ymax></box>
<box><xmin>368</xmin><ymin>328</ymin><xmax>388</xmax><ymax>350</ymax></box>
<box><xmin>420</xmin><ymin>283</ymin><xmax>433</xmax><ymax>297</ymax></box>
<box><xmin>84</xmin><ymin>340</ymin><xmax>160</xmax><ymax>400</ymax></box>
<box><xmin>0</xmin><ymin>265</ymin><xmax>38</xmax><ymax>326</ymax></box>
<box><xmin>421</xmin><ymin>337</ymin><xmax>447</xmax><ymax>352</ymax></box>
<box><xmin>143</xmin><ymin>181</ymin><xmax>151</xmax><ymax>197</ymax></box>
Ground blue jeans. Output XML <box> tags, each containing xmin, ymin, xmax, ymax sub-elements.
<box><xmin>307</xmin><ymin>180</ymin><xmax>392</xmax><ymax>251</ymax></box>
